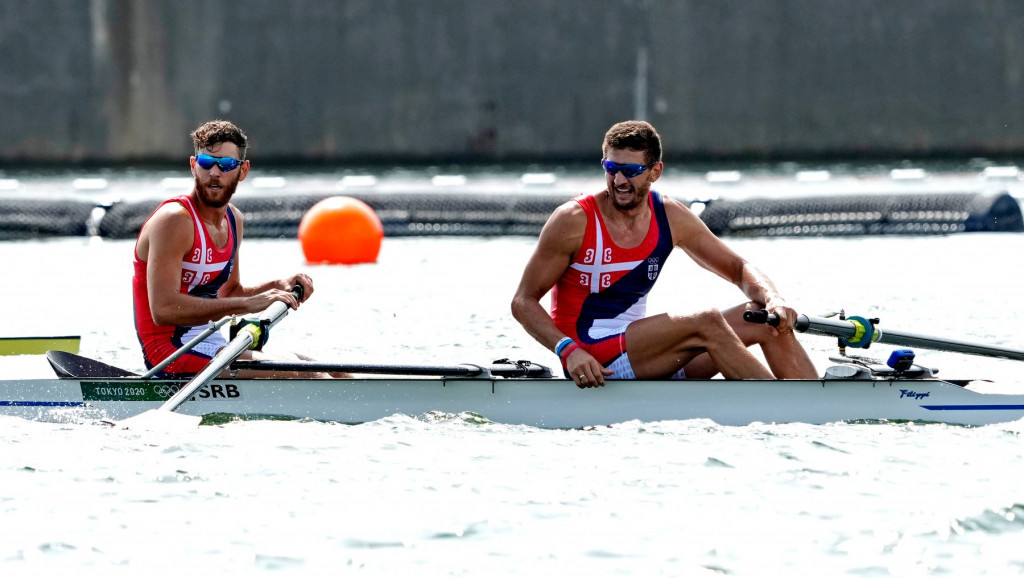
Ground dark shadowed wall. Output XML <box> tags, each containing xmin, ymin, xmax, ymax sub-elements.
<box><xmin>3</xmin><ymin>0</ymin><xmax>1023</xmax><ymax>163</ymax></box>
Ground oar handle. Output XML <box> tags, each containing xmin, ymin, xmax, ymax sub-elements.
<box><xmin>238</xmin><ymin>283</ymin><xmax>305</xmax><ymax>349</ymax></box>
<box><xmin>743</xmin><ymin>310</ymin><xmax>812</xmax><ymax>332</ymax></box>
<box><xmin>743</xmin><ymin>310</ymin><xmax>778</xmax><ymax>327</ymax></box>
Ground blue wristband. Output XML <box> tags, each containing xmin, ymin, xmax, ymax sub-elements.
<box><xmin>554</xmin><ymin>337</ymin><xmax>574</xmax><ymax>357</ymax></box>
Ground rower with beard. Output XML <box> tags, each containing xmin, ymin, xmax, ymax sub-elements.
<box><xmin>132</xmin><ymin>119</ymin><xmax>326</xmax><ymax>377</ymax></box>
<box><xmin>511</xmin><ymin>120</ymin><xmax>817</xmax><ymax>388</ymax></box>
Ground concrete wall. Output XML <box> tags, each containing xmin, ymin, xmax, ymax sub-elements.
<box><xmin>2</xmin><ymin>0</ymin><xmax>1023</xmax><ymax>163</ymax></box>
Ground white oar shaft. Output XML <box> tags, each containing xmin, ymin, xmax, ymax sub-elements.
<box><xmin>159</xmin><ymin>299</ymin><xmax>293</xmax><ymax>413</ymax></box>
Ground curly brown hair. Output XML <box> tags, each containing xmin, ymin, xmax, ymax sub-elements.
<box><xmin>191</xmin><ymin>120</ymin><xmax>248</xmax><ymax>159</ymax></box>
<box><xmin>602</xmin><ymin>120</ymin><xmax>662</xmax><ymax>165</ymax></box>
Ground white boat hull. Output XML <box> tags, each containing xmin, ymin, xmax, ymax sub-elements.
<box><xmin>2</xmin><ymin>375</ymin><xmax>1024</xmax><ymax>427</ymax></box>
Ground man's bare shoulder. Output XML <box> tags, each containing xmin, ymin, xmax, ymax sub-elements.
<box><xmin>550</xmin><ymin>194</ymin><xmax>591</xmax><ymax>221</ymax></box>
<box><xmin>658</xmin><ymin>193</ymin><xmax>714</xmax><ymax>244</ymax></box>
<box><xmin>657</xmin><ymin>192</ymin><xmax>691</xmax><ymax>212</ymax></box>
<box><xmin>142</xmin><ymin>199</ymin><xmax>193</xmax><ymax>236</ymax></box>
<box><xmin>535</xmin><ymin>195</ymin><xmax>589</xmax><ymax>250</ymax></box>
<box><xmin>150</xmin><ymin>198</ymin><xmax>189</xmax><ymax>218</ymax></box>
<box><xmin>542</xmin><ymin>195</ymin><xmax>588</xmax><ymax>232</ymax></box>
<box><xmin>659</xmin><ymin>194</ymin><xmax>702</xmax><ymax>222</ymax></box>
<box><xmin>135</xmin><ymin>200</ymin><xmax>194</xmax><ymax>261</ymax></box>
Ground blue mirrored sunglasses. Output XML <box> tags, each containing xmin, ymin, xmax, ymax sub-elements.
<box><xmin>601</xmin><ymin>159</ymin><xmax>655</xmax><ymax>178</ymax></box>
<box><xmin>195</xmin><ymin>154</ymin><xmax>244</xmax><ymax>172</ymax></box>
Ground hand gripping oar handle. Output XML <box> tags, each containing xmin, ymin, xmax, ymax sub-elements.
<box><xmin>743</xmin><ymin>310</ymin><xmax>781</xmax><ymax>328</ymax></box>
<box><xmin>744</xmin><ymin>310</ymin><xmax>1024</xmax><ymax>362</ymax></box>
<box><xmin>742</xmin><ymin>310</ymin><xmax>816</xmax><ymax>333</ymax></box>
<box><xmin>157</xmin><ymin>284</ymin><xmax>304</xmax><ymax>413</ymax></box>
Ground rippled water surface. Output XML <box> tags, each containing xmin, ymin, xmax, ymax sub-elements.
<box><xmin>2</xmin><ymin>227</ymin><xmax>1024</xmax><ymax>575</ymax></box>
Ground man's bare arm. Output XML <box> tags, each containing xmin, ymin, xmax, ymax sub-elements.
<box><xmin>511</xmin><ymin>201</ymin><xmax>614</xmax><ymax>384</ymax></box>
<box><xmin>511</xmin><ymin>203</ymin><xmax>583</xmax><ymax>349</ymax></box>
<box><xmin>666</xmin><ymin>197</ymin><xmax>798</xmax><ymax>331</ymax></box>
<box><xmin>143</xmin><ymin>206</ymin><xmax>301</xmax><ymax>326</ymax></box>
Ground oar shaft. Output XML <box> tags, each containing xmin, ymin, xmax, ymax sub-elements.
<box><xmin>231</xmin><ymin>360</ymin><xmax>484</xmax><ymax>376</ymax></box>
<box><xmin>160</xmin><ymin>328</ymin><xmax>260</xmax><ymax>412</ymax></box>
<box><xmin>746</xmin><ymin>310</ymin><xmax>1024</xmax><ymax>362</ymax></box>
<box><xmin>229</xmin><ymin>360</ymin><xmax>554</xmax><ymax>378</ymax></box>
<box><xmin>854</xmin><ymin>325</ymin><xmax>1024</xmax><ymax>362</ymax></box>
<box><xmin>159</xmin><ymin>290</ymin><xmax>298</xmax><ymax>413</ymax></box>
<box><xmin>141</xmin><ymin>317</ymin><xmax>234</xmax><ymax>379</ymax></box>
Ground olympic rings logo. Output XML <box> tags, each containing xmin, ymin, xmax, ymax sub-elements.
<box><xmin>153</xmin><ymin>384</ymin><xmax>181</xmax><ymax>398</ymax></box>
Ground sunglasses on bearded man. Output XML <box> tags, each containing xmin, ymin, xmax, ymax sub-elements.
<box><xmin>601</xmin><ymin>159</ymin><xmax>656</xmax><ymax>179</ymax></box>
<box><xmin>195</xmin><ymin>154</ymin><xmax>245</xmax><ymax>172</ymax></box>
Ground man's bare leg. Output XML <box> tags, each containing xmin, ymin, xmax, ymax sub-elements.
<box><xmin>625</xmin><ymin>310</ymin><xmax>774</xmax><ymax>380</ymax></box>
<box><xmin>722</xmin><ymin>303</ymin><xmax>818</xmax><ymax>379</ymax></box>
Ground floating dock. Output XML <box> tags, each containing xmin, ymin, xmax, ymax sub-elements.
<box><xmin>1</xmin><ymin>168</ymin><xmax>1022</xmax><ymax>239</ymax></box>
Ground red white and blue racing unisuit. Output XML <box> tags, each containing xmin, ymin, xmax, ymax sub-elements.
<box><xmin>132</xmin><ymin>195</ymin><xmax>238</xmax><ymax>376</ymax></box>
<box><xmin>551</xmin><ymin>191</ymin><xmax>675</xmax><ymax>378</ymax></box>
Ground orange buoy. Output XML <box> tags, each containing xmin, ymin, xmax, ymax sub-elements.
<box><xmin>298</xmin><ymin>196</ymin><xmax>383</xmax><ymax>264</ymax></box>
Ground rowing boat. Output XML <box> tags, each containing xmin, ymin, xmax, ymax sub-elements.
<box><xmin>0</xmin><ymin>348</ymin><xmax>1022</xmax><ymax>427</ymax></box>
<box><xmin>3</xmin><ymin>311</ymin><xmax>1024</xmax><ymax>428</ymax></box>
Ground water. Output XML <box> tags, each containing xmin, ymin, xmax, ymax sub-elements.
<box><xmin>4</xmin><ymin>416</ymin><xmax>1023</xmax><ymax>576</ymax></box>
<box><xmin>2</xmin><ymin>205</ymin><xmax>1024</xmax><ymax>574</ymax></box>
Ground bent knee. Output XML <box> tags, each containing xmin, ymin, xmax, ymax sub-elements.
<box><xmin>682</xmin><ymin>309</ymin><xmax>735</xmax><ymax>341</ymax></box>
<box><xmin>696</xmin><ymin>308</ymin><xmax>729</xmax><ymax>327</ymax></box>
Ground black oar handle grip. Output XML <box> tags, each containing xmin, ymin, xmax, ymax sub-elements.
<box><xmin>292</xmin><ymin>283</ymin><xmax>305</xmax><ymax>301</ymax></box>
<box><xmin>743</xmin><ymin>310</ymin><xmax>780</xmax><ymax>327</ymax></box>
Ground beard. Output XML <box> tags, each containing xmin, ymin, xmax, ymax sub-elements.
<box><xmin>606</xmin><ymin>182</ymin><xmax>647</xmax><ymax>211</ymax></box>
<box><xmin>193</xmin><ymin>173</ymin><xmax>239</xmax><ymax>209</ymax></box>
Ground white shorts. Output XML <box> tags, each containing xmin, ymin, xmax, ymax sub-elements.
<box><xmin>601</xmin><ymin>352</ymin><xmax>687</xmax><ymax>380</ymax></box>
